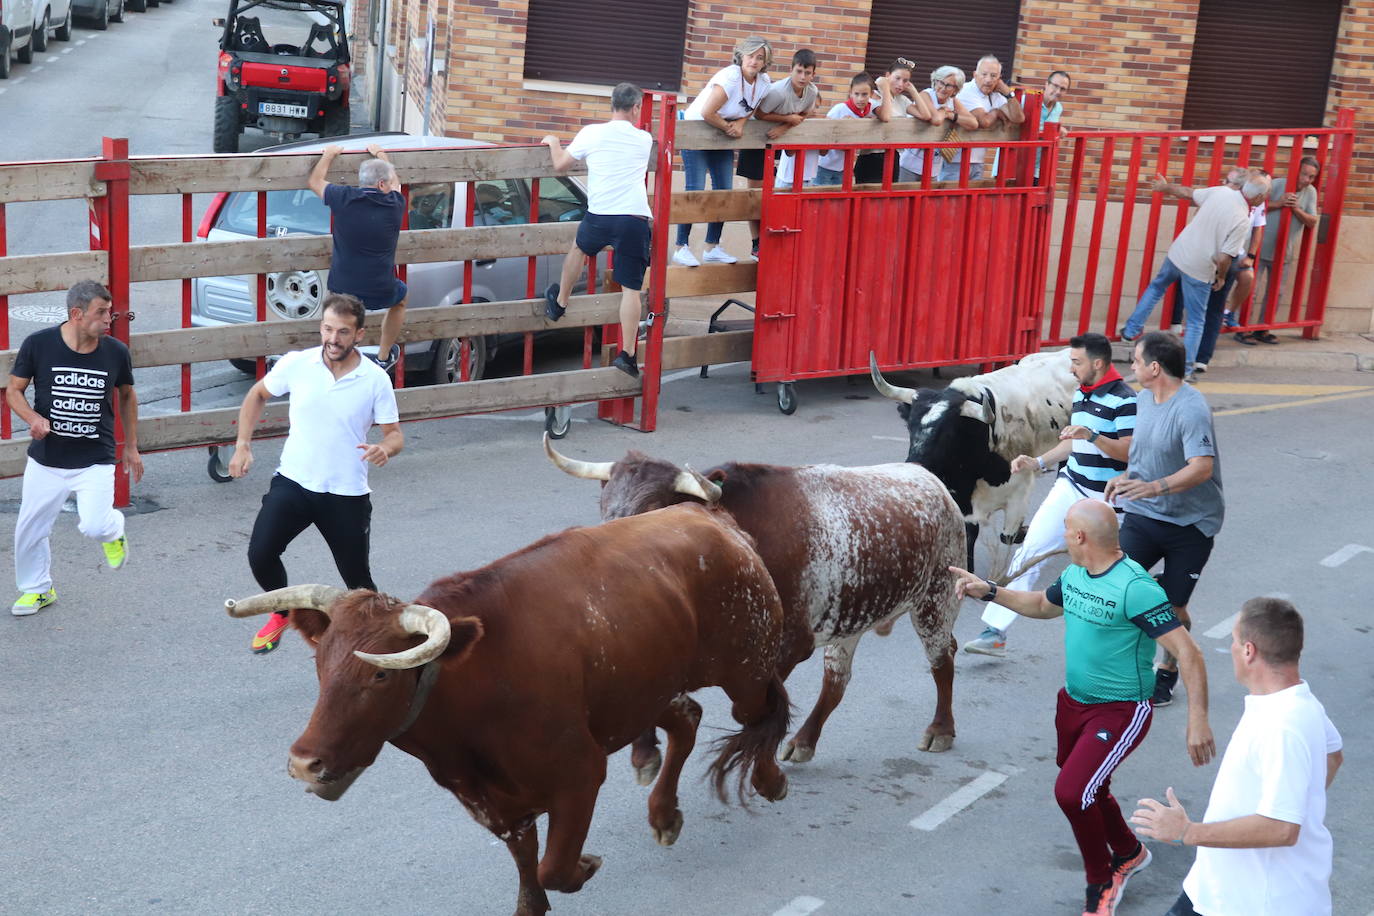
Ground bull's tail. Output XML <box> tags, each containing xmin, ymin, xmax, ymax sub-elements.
<box><xmin>707</xmin><ymin>673</ymin><xmax>792</xmax><ymax>806</ymax></box>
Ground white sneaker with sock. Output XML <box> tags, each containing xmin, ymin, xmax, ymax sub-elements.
<box><xmin>672</xmin><ymin>246</ymin><xmax>700</xmax><ymax>268</ymax></box>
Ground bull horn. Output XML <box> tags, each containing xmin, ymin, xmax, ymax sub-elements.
<box><xmin>354</xmin><ymin>604</ymin><xmax>451</xmax><ymax>670</ymax></box>
<box><xmin>225</xmin><ymin>584</ymin><xmax>346</xmax><ymax>618</ymax></box>
<box><xmin>543</xmin><ymin>433</ymin><xmax>614</xmax><ymax>481</ymax></box>
<box><xmin>672</xmin><ymin>467</ymin><xmax>722</xmax><ymax>503</ymax></box>
<box><xmin>869</xmin><ymin>352</ymin><xmax>916</xmax><ymax>404</ymax></box>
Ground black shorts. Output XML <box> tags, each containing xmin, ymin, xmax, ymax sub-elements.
<box><xmin>735</xmin><ymin>148</ymin><xmax>766</xmax><ymax>180</ymax></box>
<box><xmin>334</xmin><ymin>278</ymin><xmax>408</xmax><ymax>312</ymax></box>
<box><xmin>854</xmin><ymin>152</ymin><xmax>887</xmax><ymax>185</ymax></box>
<box><xmin>1119</xmin><ymin>513</ymin><xmax>1215</xmax><ymax>608</ymax></box>
<box><xmin>576</xmin><ymin>212</ymin><xmax>651</xmax><ymax>291</ymax></box>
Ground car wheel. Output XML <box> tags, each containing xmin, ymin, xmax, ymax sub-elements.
<box><xmin>17</xmin><ymin>33</ymin><xmax>34</xmax><ymax>61</ymax></box>
<box><xmin>213</xmin><ymin>94</ymin><xmax>241</xmax><ymax>153</ymax></box>
<box><xmin>55</xmin><ymin>11</ymin><xmax>73</xmax><ymax>38</ymax></box>
<box><xmin>33</xmin><ymin>12</ymin><xmax>49</xmax><ymax>53</ymax></box>
<box><xmin>126</xmin><ymin>0</ymin><xmax>145</xmax><ymax>11</ymax></box>
<box><xmin>0</xmin><ymin>43</ymin><xmax>11</xmax><ymax>79</ymax></box>
<box><xmin>229</xmin><ymin>358</ymin><xmax>258</xmax><ymax>375</ymax></box>
<box><xmin>89</xmin><ymin>0</ymin><xmax>108</xmax><ymax>30</ymax></box>
<box><xmin>110</xmin><ymin>0</ymin><xmax>124</xmax><ymax>22</ymax></box>
<box><xmin>146</xmin><ymin>0</ymin><xmax>159</xmax><ymax>7</ymax></box>
<box><xmin>265</xmin><ymin>265</ymin><xmax>328</xmax><ymax>321</ymax></box>
<box><xmin>426</xmin><ymin>336</ymin><xmax>486</xmax><ymax>385</ymax></box>
<box><xmin>322</xmin><ymin>103</ymin><xmax>350</xmax><ymax>138</ymax></box>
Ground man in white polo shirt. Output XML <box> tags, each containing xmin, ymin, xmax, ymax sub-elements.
<box><xmin>1132</xmin><ymin>596</ymin><xmax>1342</xmax><ymax>916</ymax></box>
<box><xmin>954</xmin><ymin>54</ymin><xmax>1023</xmax><ymax>180</ymax></box>
<box><xmin>541</xmin><ymin>82</ymin><xmax>654</xmax><ymax>378</ymax></box>
<box><xmin>228</xmin><ymin>293</ymin><xmax>403</xmax><ymax>654</ymax></box>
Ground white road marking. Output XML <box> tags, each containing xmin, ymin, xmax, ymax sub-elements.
<box><xmin>31</xmin><ymin>66</ymin><xmax>44</xmax><ymax>72</ymax></box>
<box><xmin>772</xmin><ymin>896</ymin><xmax>825</xmax><ymax>916</ymax></box>
<box><xmin>1319</xmin><ymin>544</ymin><xmax>1374</xmax><ymax>568</ymax></box>
<box><xmin>1204</xmin><ymin>612</ymin><xmax>1240</xmax><ymax>640</ymax></box>
<box><xmin>661</xmin><ymin>366</ymin><xmax>704</xmax><ymax>384</ymax></box>
<box><xmin>47</xmin><ymin>55</ymin><xmax>60</xmax><ymax>62</ymax></box>
<box><xmin>909</xmin><ymin>768</ymin><xmax>1016</xmax><ymax>831</ymax></box>
<box><xmin>76</xmin><ymin>39</ymin><xmax>86</xmax><ymax>45</ymax></box>
<box><xmin>872</xmin><ymin>435</ymin><xmax>906</xmax><ymax>441</ymax></box>
<box><xmin>62</xmin><ymin>46</ymin><xmax>75</xmax><ymax>53</ymax></box>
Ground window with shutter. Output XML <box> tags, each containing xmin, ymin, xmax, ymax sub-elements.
<box><xmin>523</xmin><ymin>0</ymin><xmax>689</xmax><ymax>92</ymax></box>
<box><xmin>1182</xmin><ymin>0</ymin><xmax>1341</xmax><ymax>129</ymax></box>
<box><xmin>864</xmin><ymin>0</ymin><xmax>1021</xmax><ymax>84</ymax></box>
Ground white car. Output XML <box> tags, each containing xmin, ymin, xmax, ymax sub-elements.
<box><xmin>30</xmin><ymin>0</ymin><xmax>72</xmax><ymax>52</ymax></box>
<box><xmin>191</xmin><ymin>132</ymin><xmax>591</xmax><ymax>384</ymax></box>
<box><xmin>1</xmin><ymin>0</ymin><xmax>36</xmax><ymax>79</ymax></box>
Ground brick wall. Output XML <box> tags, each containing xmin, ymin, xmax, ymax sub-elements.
<box><xmin>1329</xmin><ymin>1</ymin><xmax>1374</xmax><ymax>212</ymax></box>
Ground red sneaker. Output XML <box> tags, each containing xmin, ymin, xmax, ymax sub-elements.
<box><xmin>251</xmin><ymin>612</ymin><xmax>289</xmax><ymax>654</ymax></box>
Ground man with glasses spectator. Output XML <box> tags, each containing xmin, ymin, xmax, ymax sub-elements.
<box><xmin>1035</xmin><ymin>70</ymin><xmax>1070</xmax><ymax>178</ymax></box>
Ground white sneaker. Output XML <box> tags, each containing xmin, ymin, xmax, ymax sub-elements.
<box><xmin>702</xmin><ymin>246</ymin><xmax>737</xmax><ymax>264</ymax></box>
<box><xmin>1170</xmin><ymin>324</ymin><xmax>1184</xmax><ymax>334</ymax></box>
<box><xmin>672</xmin><ymin>246</ymin><xmax>700</xmax><ymax>268</ymax></box>
<box><xmin>1192</xmin><ymin>362</ymin><xmax>1207</xmax><ymax>373</ymax></box>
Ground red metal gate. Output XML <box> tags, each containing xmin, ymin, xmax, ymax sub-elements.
<box><xmin>755</xmin><ymin>118</ymin><xmax>1056</xmax><ymax>384</ymax></box>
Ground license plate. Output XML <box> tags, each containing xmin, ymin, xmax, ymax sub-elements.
<box><xmin>260</xmin><ymin>102</ymin><xmax>309</xmax><ymax>118</ymax></box>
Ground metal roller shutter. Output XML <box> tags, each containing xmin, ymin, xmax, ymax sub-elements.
<box><xmin>864</xmin><ymin>0</ymin><xmax>1021</xmax><ymax>83</ymax></box>
<box><xmin>1182</xmin><ymin>0</ymin><xmax>1340</xmax><ymax>129</ymax></box>
<box><xmin>523</xmin><ymin>0</ymin><xmax>689</xmax><ymax>91</ymax></box>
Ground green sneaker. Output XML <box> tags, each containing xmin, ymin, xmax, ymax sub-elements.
<box><xmin>102</xmin><ymin>535</ymin><xmax>128</xmax><ymax>569</ymax></box>
<box><xmin>12</xmin><ymin>590</ymin><xmax>57</xmax><ymax>617</ymax></box>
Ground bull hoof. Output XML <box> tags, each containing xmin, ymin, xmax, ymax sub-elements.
<box><xmin>873</xmin><ymin>619</ymin><xmax>896</xmax><ymax>637</ymax></box>
<box><xmin>579</xmin><ymin>854</ymin><xmax>603</xmax><ymax>881</ymax></box>
<box><xmin>652</xmin><ymin>809</ymin><xmax>684</xmax><ymax>846</ymax></box>
<box><xmin>780</xmin><ymin>740</ymin><xmax>815</xmax><ymax>764</ymax></box>
<box><xmin>632</xmin><ymin>750</ymin><xmax>663</xmax><ymax>786</ymax></box>
<box><xmin>760</xmin><ymin>773</ymin><xmax>789</xmax><ymax>802</ymax></box>
<box><xmin>918</xmin><ymin>731</ymin><xmax>955</xmax><ymax>753</ymax></box>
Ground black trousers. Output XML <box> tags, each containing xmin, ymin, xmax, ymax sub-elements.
<box><xmin>1165</xmin><ymin>890</ymin><xmax>1201</xmax><ymax>916</ymax></box>
<box><xmin>1119</xmin><ymin>512</ymin><xmax>1214</xmax><ymax>608</ymax></box>
<box><xmin>248</xmin><ymin>474</ymin><xmax>375</xmax><ymax>593</ymax></box>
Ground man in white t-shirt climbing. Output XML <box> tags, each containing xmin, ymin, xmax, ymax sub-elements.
<box><xmin>542</xmin><ymin>82</ymin><xmax>654</xmax><ymax>378</ymax></box>
<box><xmin>953</xmin><ymin>54</ymin><xmax>1023</xmax><ymax>180</ymax></box>
<box><xmin>1132</xmin><ymin>596</ymin><xmax>1343</xmax><ymax>916</ymax></box>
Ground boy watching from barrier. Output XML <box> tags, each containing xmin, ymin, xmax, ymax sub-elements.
<box><xmin>542</xmin><ymin>82</ymin><xmax>655</xmax><ymax>379</ymax></box>
<box><xmin>814</xmin><ymin>73</ymin><xmax>878</xmax><ymax>187</ymax></box>
<box><xmin>754</xmin><ymin>49</ymin><xmax>821</xmax><ymax>246</ymax></box>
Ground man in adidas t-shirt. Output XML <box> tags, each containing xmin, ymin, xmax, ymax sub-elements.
<box><xmin>950</xmin><ymin>499</ymin><xmax>1213</xmax><ymax>916</ymax></box>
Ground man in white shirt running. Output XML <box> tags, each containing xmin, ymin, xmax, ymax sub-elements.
<box><xmin>1132</xmin><ymin>596</ymin><xmax>1343</xmax><ymax>916</ymax></box>
<box><xmin>229</xmin><ymin>293</ymin><xmax>403</xmax><ymax>653</ymax></box>
<box><xmin>542</xmin><ymin>82</ymin><xmax>654</xmax><ymax>378</ymax></box>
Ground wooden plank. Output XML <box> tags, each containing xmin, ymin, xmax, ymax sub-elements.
<box><xmin>0</xmin><ymin>293</ymin><xmax>625</xmax><ymax>371</ymax></box>
<box><xmin>662</xmin><ymin>189</ymin><xmax>761</xmax><ymax>223</ymax></box>
<box><xmin>665</xmin><ymin>263</ymin><xmax>757</xmax><ymax>298</ymax></box>
<box><xmin>127</xmin><ymin>222</ymin><xmax>579</xmax><ymax>282</ymax></box>
<box><xmin>675</xmin><ymin>117</ymin><xmax>1021</xmax><ymax>151</ymax></box>
<box><xmin>0</xmin><ymin>250</ymin><xmax>109</xmax><ymax>296</ymax></box>
<box><xmin>0</xmin><ymin>160</ymin><xmax>104</xmax><ymax>203</ymax></box>
<box><xmin>660</xmin><ymin>330</ymin><xmax>753</xmax><ymax>369</ymax></box>
<box><xmin>126</xmin><ymin>145</ymin><xmax>598</xmax><ymax>196</ymax></box>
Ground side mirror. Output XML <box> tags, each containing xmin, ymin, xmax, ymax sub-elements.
<box><xmin>212</xmin><ymin>17</ymin><xmax>226</xmax><ymax>26</ymax></box>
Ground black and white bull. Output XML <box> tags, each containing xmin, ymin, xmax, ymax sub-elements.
<box><xmin>869</xmin><ymin>350</ymin><xmax>1076</xmax><ymax>574</ymax></box>
<box><xmin>545</xmin><ymin>437</ymin><xmax>967</xmax><ymax>770</ymax></box>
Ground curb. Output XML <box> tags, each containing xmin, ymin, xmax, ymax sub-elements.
<box><xmin>1111</xmin><ymin>338</ymin><xmax>1374</xmax><ymax>373</ymax></box>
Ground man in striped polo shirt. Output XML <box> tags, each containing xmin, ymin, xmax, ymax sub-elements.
<box><xmin>967</xmin><ymin>332</ymin><xmax>1136</xmax><ymax>657</ymax></box>
<box><xmin>950</xmin><ymin>500</ymin><xmax>1214</xmax><ymax>916</ymax></box>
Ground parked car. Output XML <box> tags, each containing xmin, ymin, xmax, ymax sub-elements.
<box><xmin>212</xmin><ymin>0</ymin><xmax>350</xmax><ymax>153</ymax></box>
<box><xmin>30</xmin><ymin>0</ymin><xmax>72</xmax><ymax>52</ymax></box>
<box><xmin>191</xmin><ymin>132</ymin><xmax>591</xmax><ymax>384</ymax></box>
<box><xmin>70</xmin><ymin>0</ymin><xmax>123</xmax><ymax>30</ymax></box>
<box><xmin>1</xmin><ymin>0</ymin><xmax>36</xmax><ymax>79</ymax></box>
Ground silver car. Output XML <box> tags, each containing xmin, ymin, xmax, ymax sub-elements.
<box><xmin>191</xmin><ymin>132</ymin><xmax>590</xmax><ymax>383</ymax></box>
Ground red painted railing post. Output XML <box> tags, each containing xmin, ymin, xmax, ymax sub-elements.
<box><xmin>636</xmin><ymin>91</ymin><xmax>676</xmax><ymax>433</ymax></box>
<box><xmin>95</xmin><ymin>138</ymin><xmax>132</xmax><ymax>509</ymax></box>
<box><xmin>1305</xmin><ymin>108</ymin><xmax>1354</xmax><ymax>339</ymax></box>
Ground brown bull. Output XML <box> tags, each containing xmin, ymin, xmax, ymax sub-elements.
<box><xmin>545</xmin><ymin>436</ymin><xmax>966</xmax><ymax>779</ymax></box>
<box><xmin>225</xmin><ymin>505</ymin><xmax>804</xmax><ymax>916</ymax></box>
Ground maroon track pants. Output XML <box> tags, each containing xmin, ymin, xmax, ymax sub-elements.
<box><xmin>1054</xmin><ymin>688</ymin><xmax>1153</xmax><ymax>885</ymax></box>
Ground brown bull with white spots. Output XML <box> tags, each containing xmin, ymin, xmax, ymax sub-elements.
<box><xmin>545</xmin><ymin>436</ymin><xmax>966</xmax><ymax>772</ymax></box>
<box><xmin>225</xmin><ymin>504</ymin><xmax>802</xmax><ymax>916</ymax></box>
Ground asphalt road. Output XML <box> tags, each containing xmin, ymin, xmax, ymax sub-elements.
<box><xmin>1</xmin><ymin>361</ymin><xmax>1371</xmax><ymax>916</ymax></box>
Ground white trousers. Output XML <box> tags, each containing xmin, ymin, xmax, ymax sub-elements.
<box><xmin>14</xmin><ymin>458</ymin><xmax>124</xmax><ymax>594</ymax></box>
<box><xmin>982</xmin><ymin>476</ymin><xmax>1103</xmax><ymax>633</ymax></box>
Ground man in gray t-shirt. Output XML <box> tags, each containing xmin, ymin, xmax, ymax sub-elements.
<box><xmin>1106</xmin><ymin>331</ymin><xmax>1223</xmax><ymax>707</ymax></box>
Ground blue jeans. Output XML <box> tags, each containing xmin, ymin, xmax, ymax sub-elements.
<box><xmin>1196</xmin><ymin>259</ymin><xmax>1249</xmax><ymax>365</ymax></box>
<box><xmin>676</xmin><ymin>148</ymin><xmax>734</xmax><ymax>247</ymax></box>
<box><xmin>1122</xmin><ymin>257</ymin><xmax>1212</xmax><ymax>369</ymax></box>
<box><xmin>814</xmin><ymin>165</ymin><xmax>844</xmax><ymax>186</ymax></box>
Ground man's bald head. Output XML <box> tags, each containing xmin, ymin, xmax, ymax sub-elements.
<box><xmin>1065</xmin><ymin>500</ymin><xmax>1120</xmax><ymax>550</ymax></box>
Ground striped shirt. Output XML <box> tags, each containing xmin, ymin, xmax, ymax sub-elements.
<box><xmin>1063</xmin><ymin>379</ymin><xmax>1136</xmax><ymax>495</ymax></box>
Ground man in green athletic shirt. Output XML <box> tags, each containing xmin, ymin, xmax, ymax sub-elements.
<box><xmin>950</xmin><ymin>499</ymin><xmax>1214</xmax><ymax>916</ymax></box>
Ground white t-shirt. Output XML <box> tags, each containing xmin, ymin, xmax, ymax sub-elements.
<box><xmin>565</xmin><ymin>119</ymin><xmax>653</xmax><ymax>218</ymax></box>
<box><xmin>265</xmin><ymin>347</ymin><xmax>400</xmax><ymax>496</ymax></box>
<box><xmin>1169</xmin><ymin>186</ymin><xmax>1250</xmax><ymax>283</ymax></box>
<box><xmin>901</xmin><ymin>87</ymin><xmax>953</xmax><ymax>175</ymax></box>
<box><xmin>1184</xmin><ymin>681</ymin><xmax>1342</xmax><ymax>916</ymax></box>
<box><xmin>684</xmin><ymin>65</ymin><xmax>771</xmax><ymax>122</ymax></box>
<box><xmin>817</xmin><ymin>101</ymin><xmax>876</xmax><ymax>172</ymax></box>
<box><xmin>954</xmin><ymin>83</ymin><xmax>1011</xmax><ymax>165</ymax></box>
<box><xmin>1228</xmin><ymin>202</ymin><xmax>1266</xmax><ymax>257</ymax></box>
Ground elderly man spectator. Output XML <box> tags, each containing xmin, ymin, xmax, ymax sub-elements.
<box><xmin>1240</xmin><ymin>156</ymin><xmax>1320</xmax><ymax>345</ymax></box>
<box><xmin>1132</xmin><ymin>597</ymin><xmax>1342</xmax><ymax>916</ymax></box>
<box><xmin>308</xmin><ymin>144</ymin><xmax>408</xmax><ymax>371</ymax></box>
<box><xmin>1120</xmin><ymin>168</ymin><xmax>1270</xmax><ymax>377</ymax></box>
<box><xmin>953</xmin><ymin>55</ymin><xmax>1023</xmax><ymax>180</ymax></box>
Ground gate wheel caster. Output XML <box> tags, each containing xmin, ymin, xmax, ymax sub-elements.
<box><xmin>776</xmin><ymin>383</ymin><xmax>798</xmax><ymax>415</ymax></box>
<box><xmin>544</xmin><ymin>405</ymin><xmax>572</xmax><ymax>440</ymax></box>
<box><xmin>207</xmin><ymin>445</ymin><xmax>233</xmax><ymax>483</ymax></box>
